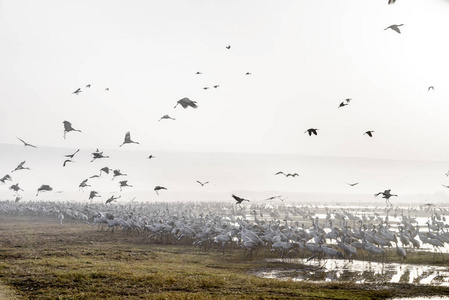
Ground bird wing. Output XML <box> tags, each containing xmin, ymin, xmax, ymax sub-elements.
<box><xmin>392</xmin><ymin>26</ymin><xmax>401</xmax><ymax>33</ymax></box>
<box><xmin>275</xmin><ymin>171</ymin><xmax>284</xmax><ymax>175</ymax></box>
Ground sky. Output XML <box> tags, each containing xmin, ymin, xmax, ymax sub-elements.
<box><xmin>1</xmin><ymin>0</ymin><xmax>449</xmax><ymax>202</ymax></box>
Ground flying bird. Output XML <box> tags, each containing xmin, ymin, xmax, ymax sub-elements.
<box><xmin>79</xmin><ymin>179</ymin><xmax>91</xmax><ymax>191</ymax></box>
<box><xmin>154</xmin><ymin>186</ymin><xmax>167</xmax><ymax>195</ymax></box>
<box><xmin>112</xmin><ymin>169</ymin><xmax>127</xmax><ymax>180</ymax></box>
<box><xmin>91</xmin><ymin>149</ymin><xmax>109</xmax><ymax>162</ymax></box>
<box><xmin>106</xmin><ymin>195</ymin><xmax>121</xmax><ymax>204</ymax></box>
<box><xmin>245</xmin><ymin>72</ymin><xmax>251</xmax><ymax>75</ymax></box>
<box><xmin>0</xmin><ymin>174</ymin><xmax>12</xmax><ymax>184</ymax></box>
<box><xmin>105</xmin><ymin>88</ymin><xmax>109</xmax><ymax>91</ymax></box>
<box><xmin>65</xmin><ymin>149</ymin><xmax>80</xmax><ymax>159</ymax></box>
<box><xmin>9</xmin><ymin>183</ymin><xmax>23</xmax><ymax>193</ymax></box>
<box><xmin>203</xmin><ymin>87</ymin><xmax>209</xmax><ymax>90</ymax></box>
<box><xmin>213</xmin><ymin>85</ymin><xmax>220</xmax><ymax>88</ymax></box>
<box><xmin>63</xmin><ymin>159</ymin><xmax>74</xmax><ymax>167</ymax></box>
<box><xmin>174</xmin><ymin>97</ymin><xmax>198</xmax><ymax>109</ymax></box>
<box><xmin>36</xmin><ymin>184</ymin><xmax>52</xmax><ymax>196</ymax></box>
<box><xmin>338</xmin><ymin>102</ymin><xmax>348</xmax><ymax>108</ymax></box>
<box><xmin>119</xmin><ymin>180</ymin><xmax>133</xmax><ymax>191</ymax></box>
<box><xmin>275</xmin><ymin>172</ymin><xmax>299</xmax><ymax>177</ymax></box>
<box><xmin>264</xmin><ymin>195</ymin><xmax>284</xmax><ymax>201</ymax></box>
<box><xmin>226</xmin><ymin>45</ymin><xmax>231</xmax><ymax>49</ymax></box>
<box><xmin>159</xmin><ymin>115</ymin><xmax>176</xmax><ymax>121</ymax></box>
<box><xmin>16</xmin><ymin>137</ymin><xmax>37</xmax><ymax>148</ymax></box>
<box><xmin>428</xmin><ymin>86</ymin><xmax>435</xmax><ymax>91</ymax></box>
<box><xmin>63</xmin><ymin>121</ymin><xmax>81</xmax><ymax>139</ymax></box>
<box><xmin>100</xmin><ymin>167</ymin><xmax>112</xmax><ymax>175</ymax></box>
<box><xmin>304</xmin><ymin>128</ymin><xmax>319</xmax><ymax>136</ymax></box>
<box><xmin>388</xmin><ymin>0</ymin><xmax>396</xmax><ymax>4</ymax></box>
<box><xmin>12</xmin><ymin>161</ymin><xmax>30</xmax><ymax>172</ymax></box>
<box><xmin>120</xmin><ymin>132</ymin><xmax>139</xmax><ymax>147</ymax></box>
<box><xmin>72</xmin><ymin>88</ymin><xmax>81</xmax><ymax>95</ymax></box>
<box><xmin>374</xmin><ymin>189</ymin><xmax>398</xmax><ymax>206</ymax></box>
<box><xmin>196</xmin><ymin>71</ymin><xmax>202</xmax><ymax>74</ymax></box>
<box><xmin>364</xmin><ymin>131</ymin><xmax>375</xmax><ymax>137</ymax></box>
<box><xmin>232</xmin><ymin>194</ymin><xmax>250</xmax><ymax>204</ymax></box>
<box><xmin>89</xmin><ymin>190</ymin><xmax>101</xmax><ymax>201</ymax></box>
<box><xmin>86</xmin><ymin>84</ymin><xmax>91</xmax><ymax>88</ymax></box>
<box><xmin>384</xmin><ymin>24</ymin><xmax>404</xmax><ymax>34</ymax></box>
<box><xmin>346</xmin><ymin>182</ymin><xmax>359</xmax><ymax>186</ymax></box>
<box><xmin>196</xmin><ymin>181</ymin><xmax>209</xmax><ymax>186</ymax></box>
<box><xmin>148</xmin><ymin>155</ymin><xmax>156</xmax><ymax>159</ymax></box>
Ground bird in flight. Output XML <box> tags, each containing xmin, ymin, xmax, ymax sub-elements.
<box><xmin>196</xmin><ymin>71</ymin><xmax>202</xmax><ymax>75</ymax></box>
<box><xmin>106</xmin><ymin>195</ymin><xmax>121</xmax><ymax>204</ymax></box>
<box><xmin>100</xmin><ymin>167</ymin><xmax>112</xmax><ymax>175</ymax></box>
<box><xmin>112</xmin><ymin>169</ymin><xmax>127</xmax><ymax>180</ymax></box>
<box><xmin>275</xmin><ymin>172</ymin><xmax>299</xmax><ymax>178</ymax></box>
<box><xmin>148</xmin><ymin>155</ymin><xmax>155</xmax><ymax>159</ymax></box>
<box><xmin>364</xmin><ymin>130</ymin><xmax>375</xmax><ymax>137</ymax></box>
<box><xmin>338</xmin><ymin>98</ymin><xmax>351</xmax><ymax>108</ymax></box>
<box><xmin>226</xmin><ymin>45</ymin><xmax>231</xmax><ymax>49</ymax></box>
<box><xmin>91</xmin><ymin>149</ymin><xmax>109</xmax><ymax>162</ymax></box>
<box><xmin>346</xmin><ymin>182</ymin><xmax>359</xmax><ymax>186</ymax></box>
<box><xmin>428</xmin><ymin>86</ymin><xmax>435</xmax><ymax>91</ymax></box>
<box><xmin>264</xmin><ymin>195</ymin><xmax>284</xmax><ymax>201</ymax></box>
<box><xmin>89</xmin><ymin>190</ymin><xmax>101</xmax><ymax>201</ymax></box>
<box><xmin>213</xmin><ymin>85</ymin><xmax>220</xmax><ymax>88</ymax></box>
<box><xmin>63</xmin><ymin>159</ymin><xmax>74</xmax><ymax>167</ymax></box>
<box><xmin>65</xmin><ymin>149</ymin><xmax>80</xmax><ymax>159</ymax></box>
<box><xmin>63</xmin><ymin>121</ymin><xmax>81</xmax><ymax>139</ymax></box>
<box><xmin>0</xmin><ymin>174</ymin><xmax>12</xmax><ymax>184</ymax></box>
<box><xmin>120</xmin><ymin>132</ymin><xmax>139</xmax><ymax>147</ymax></box>
<box><xmin>10</xmin><ymin>183</ymin><xmax>23</xmax><ymax>193</ymax></box>
<box><xmin>79</xmin><ymin>179</ymin><xmax>91</xmax><ymax>191</ymax></box>
<box><xmin>12</xmin><ymin>161</ymin><xmax>30</xmax><ymax>172</ymax></box>
<box><xmin>154</xmin><ymin>186</ymin><xmax>167</xmax><ymax>195</ymax></box>
<box><xmin>36</xmin><ymin>184</ymin><xmax>53</xmax><ymax>196</ymax></box>
<box><xmin>105</xmin><ymin>88</ymin><xmax>109</xmax><ymax>91</ymax></box>
<box><xmin>304</xmin><ymin>128</ymin><xmax>319</xmax><ymax>136</ymax></box>
<box><xmin>72</xmin><ymin>88</ymin><xmax>81</xmax><ymax>95</ymax></box>
<box><xmin>159</xmin><ymin>115</ymin><xmax>175</xmax><ymax>121</ymax></box>
<box><xmin>374</xmin><ymin>189</ymin><xmax>398</xmax><ymax>206</ymax></box>
<box><xmin>232</xmin><ymin>194</ymin><xmax>250</xmax><ymax>204</ymax></box>
<box><xmin>86</xmin><ymin>84</ymin><xmax>91</xmax><ymax>88</ymax></box>
<box><xmin>388</xmin><ymin>0</ymin><xmax>396</xmax><ymax>4</ymax></box>
<box><xmin>196</xmin><ymin>180</ymin><xmax>209</xmax><ymax>186</ymax></box>
<box><xmin>174</xmin><ymin>97</ymin><xmax>198</xmax><ymax>109</ymax></box>
<box><xmin>119</xmin><ymin>180</ymin><xmax>133</xmax><ymax>191</ymax></box>
<box><xmin>245</xmin><ymin>72</ymin><xmax>251</xmax><ymax>75</ymax></box>
<box><xmin>203</xmin><ymin>87</ymin><xmax>209</xmax><ymax>90</ymax></box>
<box><xmin>384</xmin><ymin>24</ymin><xmax>404</xmax><ymax>34</ymax></box>
<box><xmin>17</xmin><ymin>137</ymin><xmax>37</xmax><ymax>148</ymax></box>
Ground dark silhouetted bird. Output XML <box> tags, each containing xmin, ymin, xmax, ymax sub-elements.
<box><xmin>105</xmin><ymin>88</ymin><xmax>109</xmax><ymax>91</ymax></box>
<box><xmin>275</xmin><ymin>172</ymin><xmax>299</xmax><ymax>177</ymax></box>
<box><xmin>106</xmin><ymin>195</ymin><xmax>121</xmax><ymax>204</ymax></box>
<box><xmin>428</xmin><ymin>86</ymin><xmax>435</xmax><ymax>91</ymax></box>
<box><xmin>17</xmin><ymin>137</ymin><xmax>37</xmax><ymax>148</ymax></box>
<box><xmin>86</xmin><ymin>84</ymin><xmax>91</xmax><ymax>88</ymax></box>
<box><xmin>196</xmin><ymin>71</ymin><xmax>202</xmax><ymax>74</ymax></box>
<box><xmin>120</xmin><ymin>132</ymin><xmax>139</xmax><ymax>147</ymax></box>
<box><xmin>226</xmin><ymin>45</ymin><xmax>231</xmax><ymax>49</ymax></box>
<box><xmin>12</xmin><ymin>161</ymin><xmax>30</xmax><ymax>172</ymax></box>
<box><xmin>63</xmin><ymin>121</ymin><xmax>81</xmax><ymax>139</ymax></box>
<box><xmin>213</xmin><ymin>85</ymin><xmax>219</xmax><ymax>88</ymax></box>
<box><xmin>65</xmin><ymin>149</ymin><xmax>80</xmax><ymax>159</ymax></box>
<box><xmin>232</xmin><ymin>194</ymin><xmax>250</xmax><ymax>204</ymax></box>
<box><xmin>79</xmin><ymin>179</ymin><xmax>90</xmax><ymax>191</ymax></box>
<box><xmin>346</xmin><ymin>182</ymin><xmax>359</xmax><ymax>186</ymax></box>
<box><xmin>148</xmin><ymin>155</ymin><xmax>155</xmax><ymax>159</ymax></box>
<box><xmin>388</xmin><ymin>0</ymin><xmax>396</xmax><ymax>4</ymax></box>
<box><xmin>384</xmin><ymin>24</ymin><xmax>404</xmax><ymax>34</ymax></box>
<box><xmin>154</xmin><ymin>186</ymin><xmax>167</xmax><ymax>195</ymax></box>
<box><xmin>159</xmin><ymin>115</ymin><xmax>176</xmax><ymax>121</ymax></box>
<box><xmin>112</xmin><ymin>169</ymin><xmax>127</xmax><ymax>180</ymax></box>
<box><xmin>36</xmin><ymin>184</ymin><xmax>52</xmax><ymax>196</ymax></box>
<box><xmin>304</xmin><ymin>128</ymin><xmax>319</xmax><ymax>136</ymax></box>
<box><xmin>9</xmin><ymin>183</ymin><xmax>23</xmax><ymax>193</ymax></box>
<box><xmin>245</xmin><ymin>72</ymin><xmax>251</xmax><ymax>75</ymax></box>
<box><xmin>196</xmin><ymin>181</ymin><xmax>209</xmax><ymax>186</ymax></box>
<box><xmin>338</xmin><ymin>102</ymin><xmax>348</xmax><ymax>108</ymax></box>
<box><xmin>100</xmin><ymin>167</ymin><xmax>112</xmax><ymax>175</ymax></box>
<box><xmin>89</xmin><ymin>190</ymin><xmax>101</xmax><ymax>201</ymax></box>
<box><xmin>375</xmin><ymin>189</ymin><xmax>398</xmax><ymax>206</ymax></box>
<box><xmin>72</xmin><ymin>88</ymin><xmax>81</xmax><ymax>95</ymax></box>
<box><xmin>119</xmin><ymin>180</ymin><xmax>133</xmax><ymax>191</ymax></box>
<box><xmin>0</xmin><ymin>174</ymin><xmax>12</xmax><ymax>184</ymax></box>
<box><xmin>265</xmin><ymin>195</ymin><xmax>283</xmax><ymax>201</ymax></box>
<box><xmin>63</xmin><ymin>159</ymin><xmax>74</xmax><ymax>167</ymax></box>
<box><xmin>91</xmin><ymin>150</ymin><xmax>109</xmax><ymax>162</ymax></box>
<box><xmin>174</xmin><ymin>97</ymin><xmax>198</xmax><ymax>109</ymax></box>
<box><xmin>203</xmin><ymin>87</ymin><xmax>209</xmax><ymax>90</ymax></box>
<box><xmin>364</xmin><ymin>131</ymin><xmax>375</xmax><ymax>137</ymax></box>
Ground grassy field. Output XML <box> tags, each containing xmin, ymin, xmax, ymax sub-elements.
<box><xmin>1</xmin><ymin>215</ymin><xmax>449</xmax><ymax>299</ymax></box>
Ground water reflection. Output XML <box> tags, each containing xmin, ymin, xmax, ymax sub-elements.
<box><xmin>256</xmin><ymin>258</ymin><xmax>449</xmax><ymax>286</ymax></box>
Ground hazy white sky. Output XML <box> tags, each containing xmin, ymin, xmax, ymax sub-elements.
<box><xmin>2</xmin><ymin>0</ymin><xmax>449</xmax><ymax>161</ymax></box>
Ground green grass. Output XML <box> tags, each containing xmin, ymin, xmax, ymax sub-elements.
<box><xmin>0</xmin><ymin>215</ymin><xmax>449</xmax><ymax>299</ymax></box>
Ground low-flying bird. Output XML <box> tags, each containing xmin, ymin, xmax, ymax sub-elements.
<box><xmin>72</xmin><ymin>88</ymin><xmax>81</xmax><ymax>95</ymax></box>
<box><xmin>364</xmin><ymin>131</ymin><xmax>375</xmax><ymax>137</ymax></box>
<box><xmin>86</xmin><ymin>84</ymin><xmax>91</xmax><ymax>88</ymax></box>
<box><xmin>89</xmin><ymin>190</ymin><xmax>101</xmax><ymax>201</ymax></box>
<box><xmin>159</xmin><ymin>115</ymin><xmax>176</xmax><ymax>121</ymax></box>
<box><xmin>100</xmin><ymin>167</ymin><xmax>112</xmax><ymax>175</ymax></box>
<box><xmin>213</xmin><ymin>85</ymin><xmax>220</xmax><ymax>88</ymax></box>
<box><xmin>36</xmin><ymin>184</ymin><xmax>52</xmax><ymax>196</ymax></box>
<box><xmin>428</xmin><ymin>86</ymin><xmax>435</xmax><ymax>91</ymax></box>
<box><xmin>12</xmin><ymin>161</ymin><xmax>30</xmax><ymax>172</ymax></box>
<box><xmin>226</xmin><ymin>45</ymin><xmax>231</xmax><ymax>49</ymax></box>
<box><xmin>119</xmin><ymin>180</ymin><xmax>133</xmax><ymax>191</ymax></box>
<box><xmin>9</xmin><ymin>183</ymin><xmax>23</xmax><ymax>193</ymax></box>
<box><xmin>17</xmin><ymin>137</ymin><xmax>37</xmax><ymax>148</ymax></box>
<box><xmin>63</xmin><ymin>121</ymin><xmax>81</xmax><ymax>139</ymax></box>
<box><xmin>0</xmin><ymin>174</ymin><xmax>12</xmax><ymax>184</ymax></box>
<box><xmin>120</xmin><ymin>131</ymin><xmax>139</xmax><ymax>147</ymax></box>
<box><xmin>148</xmin><ymin>155</ymin><xmax>155</xmax><ymax>159</ymax></box>
<box><xmin>232</xmin><ymin>194</ymin><xmax>250</xmax><ymax>204</ymax></box>
<box><xmin>112</xmin><ymin>169</ymin><xmax>127</xmax><ymax>180</ymax></box>
<box><xmin>346</xmin><ymin>182</ymin><xmax>359</xmax><ymax>186</ymax></box>
<box><xmin>79</xmin><ymin>179</ymin><xmax>90</xmax><ymax>191</ymax></box>
<box><xmin>15</xmin><ymin>196</ymin><xmax>21</xmax><ymax>202</ymax></box>
<box><xmin>264</xmin><ymin>195</ymin><xmax>283</xmax><ymax>201</ymax></box>
<box><xmin>65</xmin><ymin>149</ymin><xmax>80</xmax><ymax>159</ymax></box>
<box><xmin>63</xmin><ymin>159</ymin><xmax>74</xmax><ymax>167</ymax></box>
<box><xmin>384</xmin><ymin>24</ymin><xmax>404</xmax><ymax>34</ymax></box>
<box><xmin>91</xmin><ymin>149</ymin><xmax>109</xmax><ymax>162</ymax></box>
<box><xmin>154</xmin><ymin>186</ymin><xmax>167</xmax><ymax>195</ymax></box>
<box><xmin>196</xmin><ymin>181</ymin><xmax>209</xmax><ymax>186</ymax></box>
<box><xmin>374</xmin><ymin>189</ymin><xmax>398</xmax><ymax>206</ymax></box>
<box><xmin>106</xmin><ymin>195</ymin><xmax>121</xmax><ymax>204</ymax></box>
<box><xmin>174</xmin><ymin>97</ymin><xmax>198</xmax><ymax>109</ymax></box>
<box><xmin>304</xmin><ymin>128</ymin><xmax>319</xmax><ymax>136</ymax></box>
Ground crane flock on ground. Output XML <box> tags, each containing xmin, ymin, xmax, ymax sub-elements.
<box><xmin>1</xmin><ymin>1</ymin><xmax>448</xmax><ymax>264</ymax></box>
